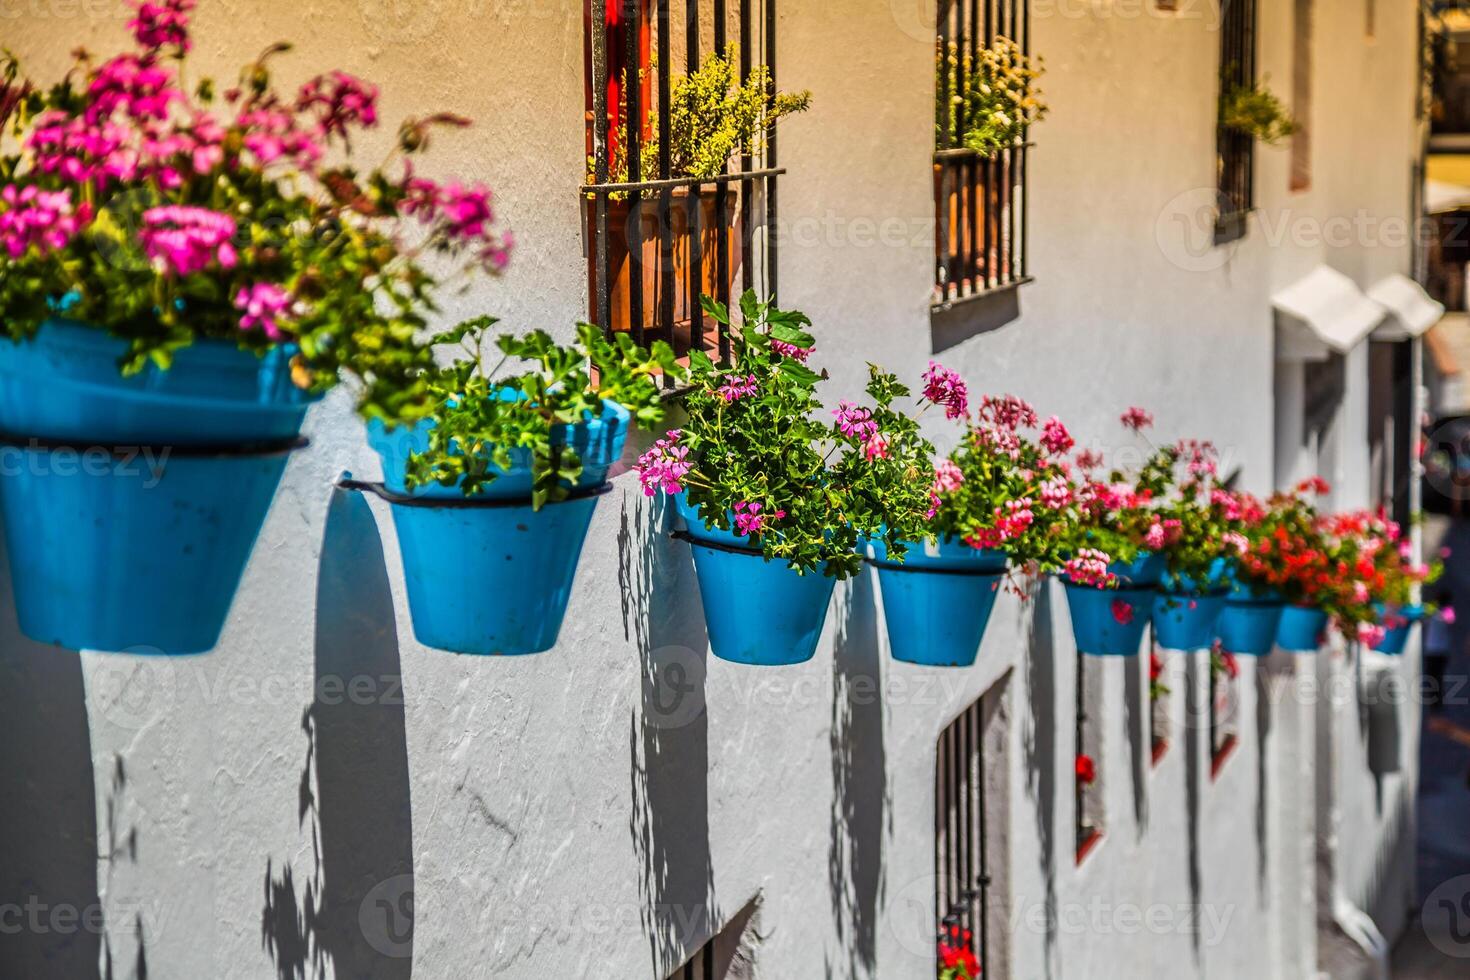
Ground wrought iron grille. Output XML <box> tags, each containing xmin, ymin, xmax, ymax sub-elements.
<box><xmin>936</xmin><ymin>697</ymin><xmax>990</xmax><ymax>976</ymax></box>
<box><xmin>674</xmin><ymin>943</ymin><xmax>714</xmax><ymax>979</ymax></box>
<box><xmin>583</xmin><ymin>0</ymin><xmax>782</xmax><ymax>370</ymax></box>
<box><xmin>933</xmin><ymin>0</ymin><xmax>1032</xmax><ymax>307</ymax></box>
<box><xmin>1216</xmin><ymin>0</ymin><xmax>1258</xmax><ymax>243</ymax></box>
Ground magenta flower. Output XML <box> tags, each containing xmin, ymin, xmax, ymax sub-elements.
<box><xmin>0</xmin><ymin>186</ymin><xmax>90</xmax><ymax>258</ymax></box>
<box><xmin>87</xmin><ymin>55</ymin><xmax>179</xmax><ymax>124</ymax></box>
<box><xmin>237</xmin><ymin>107</ymin><xmax>325</xmax><ymax>170</ymax></box>
<box><xmin>1443</xmin><ymin>607</ymin><xmax>1457</xmax><ymax>626</ymax></box>
<box><xmin>717</xmin><ymin>374</ymin><xmax>759</xmax><ymax>403</ymax></box>
<box><xmin>994</xmin><ymin>498</ymin><xmax>1034</xmax><ymax>541</ymax></box>
<box><xmin>636</xmin><ymin>430</ymin><xmax>691</xmax><ymax>497</ymax></box>
<box><xmin>933</xmin><ymin>459</ymin><xmax>964</xmax><ymax>494</ymax></box>
<box><xmin>1039</xmin><ymin>475</ymin><xmax>1072</xmax><ymax>510</ymax></box>
<box><xmin>1041</xmin><ymin>415</ymin><xmax>1074</xmax><ymax>456</ymax></box>
<box><xmin>1120</xmin><ymin>406</ymin><xmax>1154</xmax><ymax>432</ymax></box>
<box><xmin>1065</xmin><ymin>549</ymin><xmax>1116</xmax><ymax>589</ymax></box>
<box><xmin>1075</xmin><ymin>448</ymin><xmax>1104</xmax><ymax>471</ymax></box>
<box><xmin>734</xmin><ymin>501</ymin><xmax>785</xmax><ymax>537</ymax></box>
<box><xmin>138</xmin><ymin>205</ymin><xmax>237</xmax><ymax>276</ymax></box>
<box><xmin>923</xmin><ymin>361</ymin><xmax>969</xmax><ymax>420</ymax></box>
<box><xmin>297</xmin><ymin>71</ymin><xmax>380</xmax><ymax>141</ymax></box>
<box><xmin>975</xmin><ymin>422</ymin><xmax>1022</xmax><ymax>461</ymax></box>
<box><xmin>234</xmin><ymin>283</ymin><xmax>293</xmax><ymax>340</ymax></box>
<box><xmin>863</xmin><ymin>434</ymin><xmax>890</xmax><ymax>461</ymax></box>
<box><xmin>1356</xmin><ymin>622</ymin><xmax>1386</xmax><ymax>649</ymax></box>
<box><xmin>1110</xmin><ymin>599</ymin><xmax>1135</xmax><ymax>626</ymax></box>
<box><xmin>978</xmin><ymin>394</ymin><xmax>1037</xmax><ymax>431</ymax></box>
<box><xmin>771</xmin><ymin>338</ymin><xmax>814</xmax><ymax>362</ymax></box>
<box><xmin>128</xmin><ymin>0</ymin><xmax>196</xmax><ymax>56</ymax></box>
<box><xmin>833</xmin><ymin>401</ymin><xmax>879</xmax><ymax>441</ymax></box>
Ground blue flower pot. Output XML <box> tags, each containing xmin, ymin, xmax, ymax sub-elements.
<box><xmin>1216</xmin><ymin>599</ymin><xmax>1285</xmax><ymax>656</ymax></box>
<box><xmin>676</xmin><ymin>495</ymin><xmax>835</xmax><ymax>666</ymax></box>
<box><xmin>1372</xmin><ymin>604</ymin><xmax>1424</xmax><ymax>656</ymax></box>
<box><xmin>0</xmin><ymin>321</ymin><xmax>312</xmax><ymax>654</ymax></box>
<box><xmin>1276</xmin><ymin>605</ymin><xmax>1329</xmax><ymax>652</ymax></box>
<box><xmin>1110</xmin><ymin>552</ymin><xmax>1166</xmax><ymax>588</ymax></box>
<box><xmin>366</xmin><ymin>401</ymin><xmax>629</xmax><ymax>656</ymax></box>
<box><xmin>1152</xmin><ymin>591</ymin><xmax>1227</xmax><ymax>651</ymax></box>
<box><xmin>869</xmin><ymin>537</ymin><xmax>1005</xmax><ymax>667</ymax></box>
<box><xmin>1064</xmin><ymin>582</ymin><xmax>1151</xmax><ymax>657</ymax></box>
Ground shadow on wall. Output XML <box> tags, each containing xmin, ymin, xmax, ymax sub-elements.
<box><xmin>620</xmin><ymin>492</ymin><xmax>717</xmax><ymax>976</ymax></box>
<box><xmin>1125</xmin><ymin>639</ymin><xmax>1146</xmax><ymax>836</ymax></box>
<box><xmin>1022</xmin><ymin>582</ymin><xmax>1058</xmax><ymax>980</ymax></box>
<box><xmin>0</xmin><ymin>525</ymin><xmax>105</xmax><ymax>980</ymax></box>
<box><xmin>930</xmin><ymin>290</ymin><xmax>1022</xmax><ymax>354</ymax></box>
<box><xmin>828</xmin><ymin>571</ymin><xmax>888</xmax><ymax>980</ymax></box>
<box><xmin>1183</xmin><ymin>652</ymin><xmax>1204</xmax><ymax>966</ymax></box>
<box><xmin>262</xmin><ymin>488</ymin><xmax>415</xmax><ymax>980</ymax></box>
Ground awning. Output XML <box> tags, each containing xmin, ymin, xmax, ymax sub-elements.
<box><xmin>1426</xmin><ymin>177</ymin><xmax>1470</xmax><ymax>214</ymax></box>
<box><xmin>1273</xmin><ymin>265</ymin><xmax>1386</xmax><ymax>361</ymax></box>
<box><xmin>1368</xmin><ymin>274</ymin><xmax>1445</xmax><ymax>341</ymax></box>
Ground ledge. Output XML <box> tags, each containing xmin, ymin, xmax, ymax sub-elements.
<box><xmin>930</xmin><ymin>279</ymin><xmax>1030</xmax><ymax>352</ymax></box>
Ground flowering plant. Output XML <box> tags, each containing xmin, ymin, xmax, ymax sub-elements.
<box><xmin>1149</xmin><ymin>651</ymin><xmax>1169</xmax><ymax>701</ymax></box>
<box><xmin>938</xmin><ymin>925</ymin><xmax>981</xmax><ymax>980</ymax></box>
<box><xmin>938</xmin><ymin>35</ymin><xmax>1047</xmax><ymax>157</ymax></box>
<box><xmin>639</xmin><ymin>292</ymin><xmax>927</xmax><ymax>578</ymax></box>
<box><xmin>404</xmin><ymin>318</ymin><xmax>677</xmax><ymax>507</ymax></box>
<box><xmin>1067</xmin><ymin>407</ymin><xmax>1176</xmax><ymax>583</ymax></box>
<box><xmin>1143</xmin><ymin>439</ymin><xmax>1244</xmax><ymax>590</ymax></box>
<box><xmin>1075</xmin><ymin>753</ymin><xmax>1097</xmax><ymax>785</ymax></box>
<box><xmin>1318</xmin><ymin>509</ymin><xmax>1440</xmax><ymax>642</ymax></box>
<box><xmin>1232</xmin><ymin>481</ymin><xmax>1331</xmax><ymax>604</ymax></box>
<box><xmin>1220</xmin><ymin>78</ymin><xmax>1298</xmax><ymax>146</ymax></box>
<box><xmin>0</xmin><ymin>1</ymin><xmax>510</xmax><ymax>419</ymax></box>
<box><xmin>927</xmin><ymin>392</ymin><xmax>1079</xmax><ymax>574</ymax></box>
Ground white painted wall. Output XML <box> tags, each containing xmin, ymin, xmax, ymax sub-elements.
<box><xmin>0</xmin><ymin>1</ymin><xmax>1428</xmax><ymax>978</ymax></box>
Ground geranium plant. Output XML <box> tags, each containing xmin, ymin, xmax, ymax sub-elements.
<box><xmin>938</xmin><ymin>924</ymin><xmax>981</xmax><ymax>980</ymax></box>
<box><xmin>928</xmin><ymin>391</ymin><xmax>1079</xmax><ymax>578</ymax></box>
<box><xmin>1320</xmin><ymin>509</ymin><xmax>1441</xmax><ymax>644</ymax></box>
<box><xmin>1232</xmin><ymin>480</ymin><xmax>1332</xmax><ymax>605</ymax></box>
<box><xmin>1067</xmin><ymin>407</ymin><xmax>1178</xmax><ymax>584</ymax></box>
<box><xmin>1220</xmin><ymin>78</ymin><xmax>1298</xmax><ymax>145</ymax></box>
<box><xmin>636</xmin><ymin>292</ymin><xmax>930</xmax><ymax>577</ymax></box>
<box><xmin>0</xmin><ymin>0</ymin><xmax>509</xmax><ymax>419</ymax></box>
<box><xmin>938</xmin><ymin>35</ymin><xmax>1047</xmax><ymax>156</ymax></box>
<box><xmin>404</xmin><ymin>318</ymin><xmax>678</xmax><ymax>507</ymax></box>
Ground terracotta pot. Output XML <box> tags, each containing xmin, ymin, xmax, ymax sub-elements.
<box><xmin>587</xmin><ymin>185</ymin><xmax>743</xmax><ymax>344</ymax></box>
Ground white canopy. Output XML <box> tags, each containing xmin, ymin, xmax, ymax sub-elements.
<box><xmin>1273</xmin><ymin>265</ymin><xmax>1386</xmax><ymax>361</ymax></box>
<box><xmin>1368</xmin><ymin>273</ymin><xmax>1445</xmax><ymax>341</ymax></box>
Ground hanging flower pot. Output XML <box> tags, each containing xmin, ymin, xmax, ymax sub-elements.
<box><xmin>869</xmin><ymin>536</ymin><xmax>1006</xmax><ymax>667</ymax></box>
<box><xmin>1064</xmin><ymin>582</ymin><xmax>1151</xmax><ymax>657</ymax></box>
<box><xmin>1152</xmin><ymin>591</ymin><xmax>1227</xmax><ymax>651</ymax></box>
<box><xmin>1276</xmin><ymin>605</ymin><xmax>1329</xmax><ymax>652</ymax></box>
<box><xmin>366</xmin><ymin>400</ymin><xmax>630</xmax><ymax>657</ymax></box>
<box><xmin>1372</xmin><ymin>604</ymin><xmax>1424</xmax><ymax>656</ymax></box>
<box><xmin>1111</xmin><ymin>551</ymin><xmax>1166</xmax><ymax>588</ymax></box>
<box><xmin>1216</xmin><ymin>582</ymin><xmax>1285</xmax><ymax>657</ymax></box>
<box><xmin>0</xmin><ymin>322</ymin><xmax>312</xmax><ymax>654</ymax></box>
<box><xmin>676</xmin><ymin>495</ymin><xmax>836</xmax><ymax>667</ymax></box>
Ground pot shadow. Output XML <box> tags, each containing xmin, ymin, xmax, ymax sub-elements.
<box><xmin>1254</xmin><ymin>662</ymin><xmax>1276</xmax><ymax>897</ymax></box>
<box><xmin>1125</xmin><ymin>635</ymin><xmax>1146</xmax><ymax>835</ymax></box>
<box><xmin>261</xmin><ymin>487</ymin><xmax>414</xmax><ymax>979</ymax></box>
<box><xmin>620</xmin><ymin>493</ymin><xmax>716</xmax><ymax>975</ymax></box>
<box><xmin>828</xmin><ymin>571</ymin><xmax>887</xmax><ymax>980</ymax></box>
<box><xmin>1022</xmin><ymin>583</ymin><xmax>1059</xmax><ymax>979</ymax></box>
<box><xmin>0</xmin><ymin>524</ymin><xmax>104</xmax><ymax>980</ymax></box>
<box><xmin>1183</xmin><ymin>652</ymin><xmax>1203</xmax><ymax>966</ymax></box>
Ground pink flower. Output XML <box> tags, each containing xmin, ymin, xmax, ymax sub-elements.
<box><xmin>1352</xmin><ymin>581</ymin><xmax>1369</xmax><ymax>604</ymax></box>
<box><xmin>995</xmin><ymin>498</ymin><xmax>1034</xmax><ymax>541</ymax></box>
<box><xmin>1111</xmin><ymin>598</ymin><xmax>1135</xmax><ymax>625</ymax></box>
<box><xmin>297</xmin><ymin>71</ymin><xmax>380</xmax><ymax>141</ymax></box>
<box><xmin>237</xmin><ymin>107</ymin><xmax>325</xmax><ymax>170</ymax></box>
<box><xmin>733</xmin><ymin>500</ymin><xmax>785</xmax><ymax>536</ymax></box>
<box><xmin>771</xmin><ymin>338</ymin><xmax>814</xmax><ymax>361</ymax></box>
<box><xmin>401</xmin><ymin>173</ymin><xmax>511</xmax><ymax>271</ymax></box>
<box><xmin>1144</xmin><ymin>520</ymin><xmax>1167</xmax><ymax>550</ymax></box>
<box><xmin>233</xmin><ymin>283</ymin><xmax>293</xmax><ymax>340</ymax></box>
<box><xmin>1041</xmin><ymin>416</ymin><xmax>1074</xmax><ymax>456</ymax></box>
<box><xmin>128</xmin><ymin>0</ymin><xmax>195</xmax><ymax>55</ymax></box>
<box><xmin>978</xmin><ymin>394</ymin><xmax>1036</xmax><ymax>430</ymax></box>
<box><xmin>923</xmin><ymin>362</ymin><xmax>969</xmax><ymax>420</ymax></box>
<box><xmin>138</xmin><ymin>205</ymin><xmax>236</xmax><ymax>276</ymax></box>
<box><xmin>0</xmin><ymin>185</ymin><xmax>90</xmax><ymax>258</ymax></box>
<box><xmin>833</xmin><ymin>401</ymin><xmax>879</xmax><ymax>441</ymax></box>
<box><xmin>1039</xmin><ymin>475</ymin><xmax>1072</xmax><ymax>510</ymax></box>
<box><xmin>975</xmin><ymin>421</ymin><xmax>1022</xmax><ymax>461</ymax></box>
<box><xmin>1065</xmin><ymin>549</ymin><xmax>1116</xmax><ymax>588</ymax></box>
<box><xmin>863</xmin><ymin>434</ymin><xmax>890</xmax><ymax>461</ymax></box>
<box><xmin>1075</xmin><ymin>448</ymin><xmax>1104</xmax><ymax>471</ymax></box>
<box><xmin>1223</xmin><ymin>531</ymin><xmax>1249</xmax><ymax>555</ymax></box>
<box><xmin>1357</xmin><ymin>622</ymin><xmax>1386</xmax><ymax>649</ymax></box>
<box><xmin>932</xmin><ymin>459</ymin><xmax>964</xmax><ymax>494</ymax></box>
<box><xmin>1443</xmin><ymin>607</ymin><xmax>1457</xmax><ymax>626</ymax></box>
<box><xmin>717</xmin><ymin>374</ymin><xmax>759</xmax><ymax>403</ymax></box>
<box><xmin>87</xmin><ymin>55</ymin><xmax>179</xmax><ymax>124</ymax></box>
<box><xmin>1120</xmin><ymin>406</ymin><xmax>1153</xmax><ymax>432</ymax></box>
<box><xmin>636</xmin><ymin>430</ymin><xmax>691</xmax><ymax>497</ymax></box>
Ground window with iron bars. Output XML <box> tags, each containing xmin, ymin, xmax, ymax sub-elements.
<box><xmin>933</xmin><ymin>0</ymin><xmax>1034</xmax><ymax>309</ymax></box>
<box><xmin>1216</xmin><ymin>0</ymin><xmax>1258</xmax><ymax>244</ymax></box>
<box><xmin>671</xmin><ymin>943</ymin><xmax>714</xmax><ymax>980</ymax></box>
<box><xmin>582</xmin><ymin>0</ymin><xmax>782</xmax><ymax>372</ymax></box>
<box><xmin>936</xmin><ymin>693</ymin><xmax>992</xmax><ymax>976</ymax></box>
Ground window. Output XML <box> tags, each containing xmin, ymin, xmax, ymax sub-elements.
<box><xmin>1209</xmin><ymin>648</ymin><xmax>1240</xmax><ymax>777</ymax></box>
<box><xmin>1290</xmin><ymin>0</ymin><xmax>1312</xmax><ymax>192</ymax></box>
<box><xmin>582</xmin><ymin>0</ymin><xmax>783</xmax><ymax>365</ymax></box>
<box><xmin>1216</xmin><ymin>0</ymin><xmax>1258</xmax><ymax>243</ymax></box>
<box><xmin>664</xmin><ymin>898</ymin><xmax>760</xmax><ymax>979</ymax></box>
<box><xmin>1075</xmin><ymin>651</ymin><xmax>1103</xmax><ymax>860</ymax></box>
<box><xmin>935</xmin><ymin>679</ymin><xmax>1009</xmax><ymax>977</ymax></box>
<box><xmin>932</xmin><ymin>0</ymin><xmax>1033</xmax><ymax>308</ymax></box>
<box><xmin>1150</xmin><ymin>649</ymin><xmax>1170</xmax><ymax>764</ymax></box>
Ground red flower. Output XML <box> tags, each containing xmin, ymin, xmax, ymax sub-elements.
<box><xmin>1221</xmin><ymin>652</ymin><xmax>1239</xmax><ymax>679</ymax></box>
<box><xmin>1110</xmin><ymin>598</ymin><xmax>1135</xmax><ymax>625</ymax></box>
<box><xmin>1076</xmin><ymin>754</ymin><xmax>1097</xmax><ymax>785</ymax></box>
<box><xmin>1149</xmin><ymin>652</ymin><xmax>1163</xmax><ymax>681</ymax></box>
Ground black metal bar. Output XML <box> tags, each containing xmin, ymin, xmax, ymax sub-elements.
<box><xmin>626</xmin><ymin>0</ymin><xmax>646</xmax><ymax>346</ymax></box>
<box><xmin>593</xmin><ymin>0</ymin><xmax>612</xmax><ymax>332</ymax></box>
<box><xmin>580</xmin><ymin>166</ymin><xmax>785</xmax><ymax>194</ymax></box>
<box><xmin>686</xmin><ymin>0</ymin><xmax>703</xmax><ymax>360</ymax></box>
<box><xmin>765</xmin><ymin>0</ymin><xmax>778</xmax><ymax>300</ymax></box>
<box><xmin>657</xmin><ymin>0</ymin><xmax>675</xmax><ymax>355</ymax></box>
<box><xmin>978</xmin><ymin>699</ymin><xmax>989</xmax><ymax>976</ymax></box>
<box><xmin>739</xmin><ymin>0</ymin><xmax>753</xmax><ymax>296</ymax></box>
